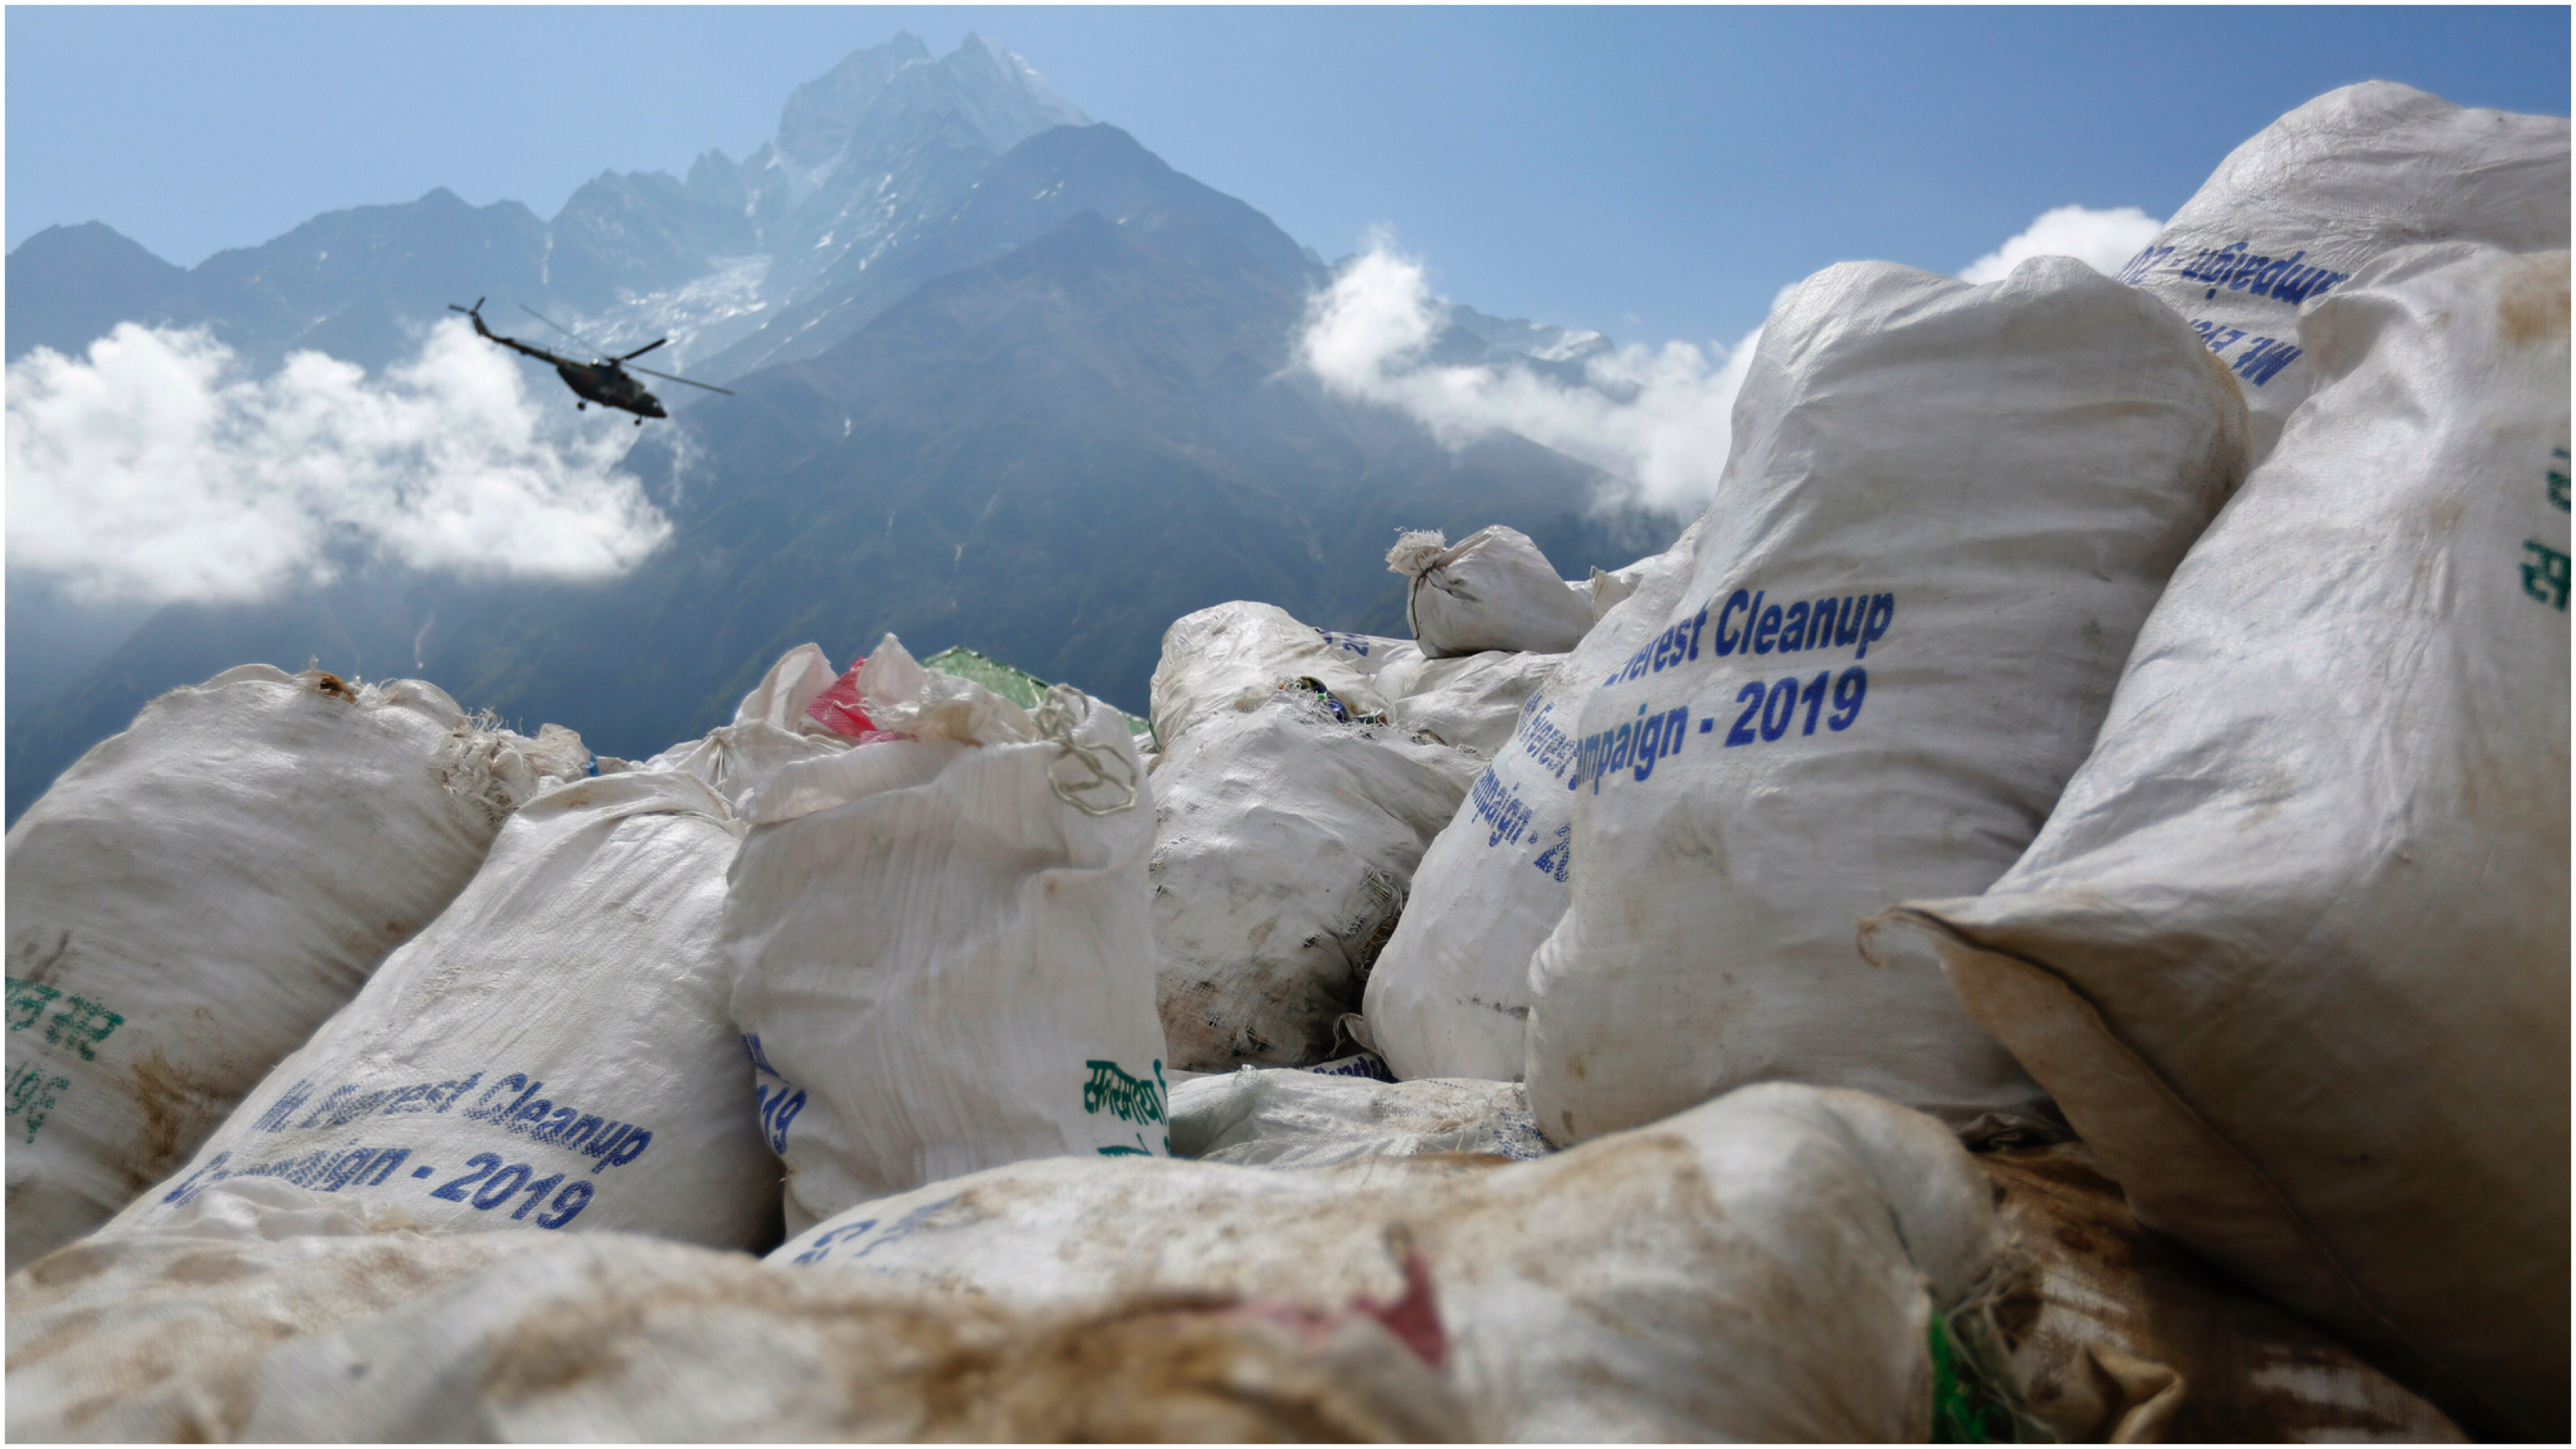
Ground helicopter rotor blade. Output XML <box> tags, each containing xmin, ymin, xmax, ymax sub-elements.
<box><xmin>627</xmin><ymin>363</ymin><xmax>735</xmax><ymax>395</ymax></box>
<box><xmin>519</xmin><ymin>304</ymin><xmax>616</xmax><ymax>359</ymax></box>
<box><xmin>619</xmin><ymin>338</ymin><xmax>668</xmax><ymax>362</ymax></box>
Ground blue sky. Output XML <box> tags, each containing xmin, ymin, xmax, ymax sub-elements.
<box><xmin>7</xmin><ymin>6</ymin><xmax>2568</xmax><ymax>349</ymax></box>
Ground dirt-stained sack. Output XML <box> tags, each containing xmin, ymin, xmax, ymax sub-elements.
<box><xmin>4</xmin><ymin>665</ymin><xmax>578</xmax><ymax>1270</ymax></box>
<box><xmin>1522</xmin><ymin>256</ymin><xmax>2249</xmax><ymax>1147</ymax></box>
<box><xmin>1361</xmin><ymin>521</ymin><xmax>1704</xmax><ymax>1083</ymax></box>
<box><xmin>6</xmin><ymin>1179</ymin><xmax>1461</xmax><ymax>1443</ymax></box>
<box><xmin>1151</xmin><ymin>692</ymin><xmax>1478</xmax><ymax>1070</ymax></box>
<box><xmin>2114</xmin><ymin>80</ymin><xmax>2567</xmax><ymax>462</ymax></box>
<box><xmin>6</xmin><ymin>1180</ymin><xmax>552</xmax><ymax>1441</ymax></box>
<box><xmin>725</xmin><ymin>635</ymin><xmax>1170</xmax><ymax>1235</ymax></box>
<box><xmin>1147</xmin><ymin>602</ymin><xmax>1406</xmax><ymax>750</ymax></box>
<box><xmin>1386</xmin><ymin>525</ymin><xmax>1595</xmax><ymax>657</ymax></box>
<box><xmin>1971</xmin><ymin>1142</ymin><xmax>2467</xmax><ymax>1444</ymax></box>
<box><xmin>98</xmin><ymin>767</ymin><xmax>777</xmax><ymax>1252</ymax></box>
<box><xmin>773</xmin><ymin>1082</ymin><xmax>2005</xmax><ymax>1443</ymax></box>
<box><xmin>1170</xmin><ymin>1069</ymin><xmax>1550</xmax><ymax>1169</ymax></box>
<box><xmin>1862</xmin><ymin>245</ymin><xmax>2570</xmax><ymax>1440</ymax></box>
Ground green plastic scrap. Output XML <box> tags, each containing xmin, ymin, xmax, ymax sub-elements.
<box><xmin>919</xmin><ymin>646</ymin><xmax>1151</xmax><ymax>738</ymax></box>
<box><xmin>1930</xmin><ymin>1313</ymin><xmax>2022</xmax><ymax>1444</ymax></box>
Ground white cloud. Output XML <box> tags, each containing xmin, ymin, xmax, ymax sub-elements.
<box><xmin>6</xmin><ymin>319</ymin><xmax>671</xmax><ymax>606</ymax></box>
<box><xmin>1296</xmin><ymin>236</ymin><xmax>1760</xmax><ymax>515</ymax></box>
<box><xmin>1960</xmin><ymin>204</ymin><xmax>2164</xmax><ymax>284</ymax></box>
<box><xmin>1295</xmin><ymin>208</ymin><xmax>2174</xmax><ymax>516</ymax></box>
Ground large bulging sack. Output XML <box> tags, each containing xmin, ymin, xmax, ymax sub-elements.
<box><xmin>7</xmin><ymin>1180</ymin><xmax>1460</xmax><ymax>1443</ymax></box>
<box><xmin>4</xmin><ymin>665</ymin><xmax>578</xmax><ymax>1270</ymax></box>
<box><xmin>1386</xmin><ymin>525</ymin><xmax>1596</xmax><ymax>657</ymax></box>
<box><xmin>97</xmin><ymin>769</ymin><xmax>777</xmax><ymax>1252</ymax></box>
<box><xmin>725</xmin><ymin>636</ymin><xmax>1170</xmax><ymax>1235</ymax></box>
<box><xmin>1362</xmin><ymin>523</ymin><xmax>1705</xmax><ymax>1082</ymax></box>
<box><xmin>1862</xmin><ymin>245</ymin><xmax>2570</xmax><ymax>1439</ymax></box>
<box><xmin>1975</xmin><ymin>1143</ymin><xmax>2467</xmax><ymax>1443</ymax></box>
<box><xmin>639</xmin><ymin>643</ymin><xmax>854</xmax><ymax>812</ymax></box>
<box><xmin>773</xmin><ymin>1082</ymin><xmax>2005</xmax><ymax>1443</ymax></box>
<box><xmin>1151</xmin><ymin>693</ymin><xmax>1478</xmax><ymax>1070</ymax></box>
<box><xmin>2114</xmin><ymin>80</ymin><xmax>2568</xmax><ymax>462</ymax></box>
<box><xmin>1146</xmin><ymin>601</ymin><xmax>1406</xmax><ymax>749</ymax></box>
<box><xmin>6</xmin><ymin>1181</ymin><xmax>554</xmax><ymax>1441</ymax></box>
<box><xmin>1525</xmin><ymin>257</ymin><xmax>2250</xmax><ymax>1147</ymax></box>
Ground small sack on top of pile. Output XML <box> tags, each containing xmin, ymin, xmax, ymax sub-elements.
<box><xmin>1361</xmin><ymin>520</ymin><xmax>1705</xmax><ymax>1084</ymax></box>
<box><xmin>1386</xmin><ymin>525</ymin><xmax>1596</xmax><ymax>657</ymax></box>
<box><xmin>102</xmin><ymin>766</ymin><xmax>777</xmax><ymax>1253</ymax></box>
<box><xmin>724</xmin><ymin>635</ymin><xmax>1168</xmax><ymax>1235</ymax></box>
<box><xmin>2113</xmin><ymin>80</ymin><xmax>2567</xmax><ymax>462</ymax></box>
<box><xmin>1863</xmin><ymin>244</ymin><xmax>2569</xmax><ymax>1440</ymax></box>
<box><xmin>5</xmin><ymin>665</ymin><xmax>582</xmax><ymax>1271</ymax></box>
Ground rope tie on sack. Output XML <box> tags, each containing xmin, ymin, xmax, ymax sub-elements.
<box><xmin>1035</xmin><ymin>684</ymin><xmax>1139</xmax><ymax>816</ymax></box>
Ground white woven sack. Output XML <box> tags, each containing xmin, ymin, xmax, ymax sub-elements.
<box><xmin>7</xmin><ymin>1179</ymin><xmax>1461</xmax><ymax>1443</ymax></box>
<box><xmin>96</xmin><ymin>768</ymin><xmax>777</xmax><ymax>1251</ymax></box>
<box><xmin>2114</xmin><ymin>80</ymin><xmax>2567</xmax><ymax>462</ymax></box>
<box><xmin>1577</xmin><ymin>557</ymin><xmax>1649</xmax><ymax>620</ymax></box>
<box><xmin>724</xmin><ymin>635</ymin><xmax>1168</xmax><ymax>1234</ymax></box>
<box><xmin>3</xmin><ymin>665</ymin><xmax>575</xmax><ymax>1270</ymax></box>
<box><xmin>1311</xmin><ymin>626</ymin><xmax>1421</xmax><ymax>680</ymax></box>
<box><xmin>1361</xmin><ymin>520</ymin><xmax>1705</xmax><ymax>1082</ymax></box>
<box><xmin>1150</xmin><ymin>692</ymin><xmax>1478</xmax><ymax>1070</ymax></box>
<box><xmin>773</xmin><ymin>1082</ymin><xmax>2004</xmax><ymax>1443</ymax></box>
<box><xmin>1145</xmin><ymin>601</ymin><xmax>1401</xmax><ymax>749</ymax></box>
<box><xmin>1387</xmin><ymin>525</ymin><xmax>1595</xmax><ymax>657</ymax></box>
<box><xmin>640</xmin><ymin>643</ymin><xmax>853</xmax><ymax>812</ymax></box>
<box><xmin>1523</xmin><ymin>256</ymin><xmax>2250</xmax><ymax>1148</ymax></box>
<box><xmin>1375</xmin><ymin>649</ymin><xmax>1563</xmax><ymax>756</ymax></box>
<box><xmin>1170</xmin><ymin>1069</ymin><xmax>1550</xmax><ymax>1169</ymax></box>
<box><xmin>1862</xmin><ymin>245</ymin><xmax>2570</xmax><ymax>1440</ymax></box>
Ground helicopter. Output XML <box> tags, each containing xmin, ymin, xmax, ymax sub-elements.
<box><xmin>447</xmin><ymin>298</ymin><xmax>732</xmax><ymax>422</ymax></box>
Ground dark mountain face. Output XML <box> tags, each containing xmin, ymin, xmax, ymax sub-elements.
<box><xmin>691</xmin><ymin>123</ymin><xmax>1324</xmax><ymax>388</ymax></box>
<box><xmin>7</xmin><ymin>190</ymin><xmax>553</xmax><ymax>374</ymax></box>
<box><xmin>546</xmin><ymin>163</ymin><xmax>762</xmax><ymax>313</ymax></box>
<box><xmin>5</xmin><ymin>221</ymin><xmax>190</xmax><ymax>363</ymax></box>
<box><xmin>3</xmin><ymin>36</ymin><xmax>1679</xmax><ymax>823</ymax></box>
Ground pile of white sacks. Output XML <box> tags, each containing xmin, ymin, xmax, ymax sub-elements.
<box><xmin>7</xmin><ymin>82</ymin><xmax>2566</xmax><ymax>1443</ymax></box>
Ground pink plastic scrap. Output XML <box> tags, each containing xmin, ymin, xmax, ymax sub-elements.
<box><xmin>1234</xmin><ymin>1247</ymin><xmax>1447</xmax><ymax>1368</ymax></box>
<box><xmin>803</xmin><ymin>656</ymin><xmax>903</xmax><ymax>742</ymax></box>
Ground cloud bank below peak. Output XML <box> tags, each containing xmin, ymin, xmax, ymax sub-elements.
<box><xmin>1294</xmin><ymin>207</ymin><xmax>2168</xmax><ymax>517</ymax></box>
<box><xmin>1297</xmin><ymin>236</ymin><xmax>1762</xmax><ymax>518</ymax></box>
<box><xmin>6</xmin><ymin>318</ymin><xmax>671</xmax><ymax>607</ymax></box>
